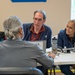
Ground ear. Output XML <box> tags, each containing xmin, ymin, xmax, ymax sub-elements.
<box><xmin>19</xmin><ymin>27</ymin><xmax>23</xmax><ymax>38</ymax></box>
<box><xmin>19</xmin><ymin>27</ymin><xmax>22</xmax><ymax>34</ymax></box>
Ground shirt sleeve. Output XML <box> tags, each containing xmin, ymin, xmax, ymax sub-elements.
<box><xmin>34</xmin><ymin>45</ymin><xmax>54</xmax><ymax>69</ymax></box>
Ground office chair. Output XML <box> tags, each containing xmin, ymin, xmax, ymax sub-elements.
<box><xmin>0</xmin><ymin>67</ymin><xmax>43</xmax><ymax>75</ymax></box>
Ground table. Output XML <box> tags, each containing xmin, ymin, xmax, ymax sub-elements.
<box><xmin>46</xmin><ymin>48</ymin><xmax>75</xmax><ymax>75</ymax></box>
<box><xmin>46</xmin><ymin>48</ymin><xmax>75</xmax><ymax>65</ymax></box>
<box><xmin>54</xmin><ymin>53</ymin><xmax>75</xmax><ymax>65</ymax></box>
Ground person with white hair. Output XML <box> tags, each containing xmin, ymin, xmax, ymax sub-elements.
<box><xmin>0</xmin><ymin>16</ymin><xmax>55</xmax><ymax>73</ymax></box>
<box><xmin>3</xmin><ymin>16</ymin><xmax>23</xmax><ymax>40</ymax></box>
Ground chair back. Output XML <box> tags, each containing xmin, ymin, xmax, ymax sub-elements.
<box><xmin>0</xmin><ymin>67</ymin><xmax>43</xmax><ymax>75</ymax></box>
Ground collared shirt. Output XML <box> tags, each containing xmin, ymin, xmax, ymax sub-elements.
<box><xmin>30</xmin><ymin>25</ymin><xmax>45</xmax><ymax>41</ymax></box>
<box><xmin>23</xmin><ymin>23</ymin><xmax>52</xmax><ymax>48</ymax></box>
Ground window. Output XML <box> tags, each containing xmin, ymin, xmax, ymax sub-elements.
<box><xmin>71</xmin><ymin>0</ymin><xmax>75</xmax><ymax>19</ymax></box>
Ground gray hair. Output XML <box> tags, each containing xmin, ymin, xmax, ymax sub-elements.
<box><xmin>3</xmin><ymin>16</ymin><xmax>22</xmax><ymax>40</ymax></box>
<box><xmin>34</xmin><ymin>10</ymin><xmax>46</xmax><ymax>20</ymax></box>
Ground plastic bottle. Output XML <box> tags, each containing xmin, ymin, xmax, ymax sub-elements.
<box><xmin>52</xmin><ymin>37</ymin><xmax>57</xmax><ymax>54</ymax></box>
<box><xmin>63</xmin><ymin>46</ymin><xmax>67</xmax><ymax>53</ymax></box>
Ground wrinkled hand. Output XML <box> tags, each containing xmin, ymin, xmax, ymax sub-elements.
<box><xmin>48</xmin><ymin>52</ymin><xmax>56</xmax><ymax>59</ymax></box>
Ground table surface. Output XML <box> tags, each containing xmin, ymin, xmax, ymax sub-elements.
<box><xmin>54</xmin><ymin>53</ymin><xmax>75</xmax><ymax>65</ymax></box>
<box><xmin>46</xmin><ymin>48</ymin><xmax>75</xmax><ymax>65</ymax></box>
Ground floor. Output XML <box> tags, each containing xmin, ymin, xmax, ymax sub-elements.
<box><xmin>48</xmin><ymin>72</ymin><xmax>63</xmax><ymax>75</ymax></box>
<box><xmin>47</xmin><ymin>66</ymin><xmax>75</xmax><ymax>75</ymax></box>
<box><xmin>48</xmin><ymin>69</ymin><xmax>63</xmax><ymax>75</ymax></box>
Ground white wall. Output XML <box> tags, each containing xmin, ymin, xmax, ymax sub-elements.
<box><xmin>0</xmin><ymin>0</ymin><xmax>71</xmax><ymax>35</ymax></box>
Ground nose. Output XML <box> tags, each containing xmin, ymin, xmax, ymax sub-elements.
<box><xmin>36</xmin><ymin>20</ymin><xmax>39</xmax><ymax>23</ymax></box>
<box><xmin>34</xmin><ymin>19</ymin><xmax>39</xmax><ymax>24</ymax></box>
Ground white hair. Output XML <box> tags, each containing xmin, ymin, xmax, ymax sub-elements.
<box><xmin>3</xmin><ymin>16</ymin><xmax>23</xmax><ymax>40</ymax></box>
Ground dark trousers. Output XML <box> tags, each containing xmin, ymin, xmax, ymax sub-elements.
<box><xmin>37</xmin><ymin>66</ymin><xmax>48</xmax><ymax>75</ymax></box>
<box><xmin>59</xmin><ymin>65</ymin><xmax>75</xmax><ymax>75</ymax></box>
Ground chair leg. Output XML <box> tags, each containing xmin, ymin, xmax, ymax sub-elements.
<box><xmin>53</xmin><ymin>66</ymin><xmax>56</xmax><ymax>75</ymax></box>
<box><xmin>45</xmin><ymin>69</ymin><xmax>48</xmax><ymax>75</ymax></box>
<box><xmin>50</xmin><ymin>69</ymin><xmax>52</xmax><ymax>75</ymax></box>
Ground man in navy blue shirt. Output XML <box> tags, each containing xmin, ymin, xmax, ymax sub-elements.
<box><xmin>23</xmin><ymin>10</ymin><xmax>52</xmax><ymax>75</ymax></box>
<box><xmin>23</xmin><ymin>10</ymin><xmax>52</xmax><ymax>48</ymax></box>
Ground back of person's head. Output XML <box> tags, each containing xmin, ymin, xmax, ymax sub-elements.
<box><xmin>34</xmin><ymin>10</ymin><xmax>46</xmax><ymax>20</ymax></box>
<box><xmin>3</xmin><ymin>16</ymin><xmax>23</xmax><ymax>40</ymax></box>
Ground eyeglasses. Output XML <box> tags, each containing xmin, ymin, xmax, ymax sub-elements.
<box><xmin>33</xmin><ymin>18</ymin><xmax>43</xmax><ymax>21</ymax></box>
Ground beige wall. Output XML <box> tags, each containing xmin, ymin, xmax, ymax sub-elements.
<box><xmin>0</xmin><ymin>0</ymin><xmax>70</xmax><ymax>36</ymax></box>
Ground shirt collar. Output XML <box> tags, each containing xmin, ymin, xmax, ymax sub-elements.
<box><xmin>30</xmin><ymin>25</ymin><xmax>45</xmax><ymax>34</ymax></box>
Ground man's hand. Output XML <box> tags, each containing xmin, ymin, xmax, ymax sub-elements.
<box><xmin>48</xmin><ymin>52</ymin><xmax>56</xmax><ymax>59</ymax></box>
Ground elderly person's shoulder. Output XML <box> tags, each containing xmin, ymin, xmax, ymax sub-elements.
<box><xmin>24</xmin><ymin>41</ymin><xmax>40</xmax><ymax>48</ymax></box>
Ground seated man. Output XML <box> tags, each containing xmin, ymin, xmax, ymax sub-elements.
<box><xmin>0</xmin><ymin>16</ymin><xmax>55</xmax><ymax>73</ymax></box>
<box><xmin>23</xmin><ymin>10</ymin><xmax>52</xmax><ymax>48</ymax></box>
<box><xmin>23</xmin><ymin>10</ymin><xmax>52</xmax><ymax>75</ymax></box>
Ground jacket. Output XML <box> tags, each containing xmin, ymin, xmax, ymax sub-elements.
<box><xmin>23</xmin><ymin>23</ymin><xmax>52</xmax><ymax>48</ymax></box>
<box><xmin>57</xmin><ymin>29</ymin><xmax>75</xmax><ymax>48</ymax></box>
<box><xmin>0</xmin><ymin>39</ymin><xmax>54</xmax><ymax>69</ymax></box>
